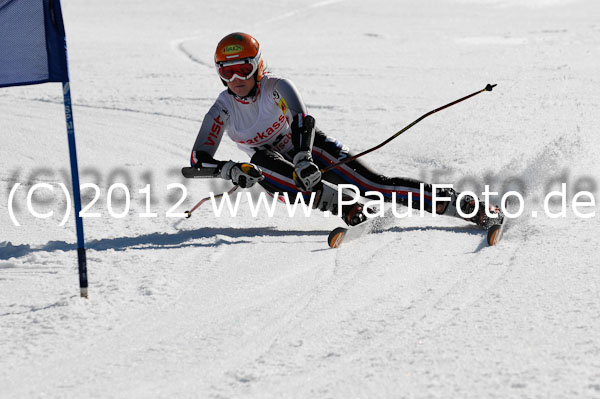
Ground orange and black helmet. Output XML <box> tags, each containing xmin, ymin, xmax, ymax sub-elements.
<box><xmin>214</xmin><ymin>32</ymin><xmax>264</xmax><ymax>83</ymax></box>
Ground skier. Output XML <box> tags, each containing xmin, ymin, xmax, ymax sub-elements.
<box><xmin>189</xmin><ymin>32</ymin><xmax>502</xmax><ymax>229</ymax></box>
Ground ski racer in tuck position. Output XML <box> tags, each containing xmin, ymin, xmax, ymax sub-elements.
<box><xmin>188</xmin><ymin>32</ymin><xmax>503</xmax><ymax>231</ymax></box>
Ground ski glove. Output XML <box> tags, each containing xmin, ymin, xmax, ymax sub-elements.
<box><xmin>293</xmin><ymin>151</ymin><xmax>322</xmax><ymax>191</ymax></box>
<box><xmin>220</xmin><ymin>161</ymin><xmax>264</xmax><ymax>188</ymax></box>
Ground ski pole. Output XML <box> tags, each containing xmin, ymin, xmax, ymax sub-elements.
<box><xmin>321</xmin><ymin>83</ymin><xmax>497</xmax><ymax>174</ymax></box>
<box><xmin>184</xmin><ymin>185</ymin><xmax>239</xmax><ymax>218</ymax></box>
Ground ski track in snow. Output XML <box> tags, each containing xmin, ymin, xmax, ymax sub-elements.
<box><xmin>2</xmin><ymin>0</ymin><xmax>600</xmax><ymax>398</ymax></box>
<box><xmin>170</xmin><ymin>0</ymin><xmax>348</xmax><ymax>70</ymax></box>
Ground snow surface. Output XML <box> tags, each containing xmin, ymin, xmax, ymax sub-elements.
<box><xmin>1</xmin><ymin>0</ymin><xmax>600</xmax><ymax>398</ymax></box>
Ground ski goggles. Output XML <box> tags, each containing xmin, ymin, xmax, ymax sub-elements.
<box><xmin>216</xmin><ymin>59</ymin><xmax>258</xmax><ymax>82</ymax></box>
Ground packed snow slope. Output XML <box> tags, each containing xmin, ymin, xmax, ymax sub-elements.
<box><xmin>1</xmin><ymin>0</ymin><xmax>599</xmax><ymax>398</ymax></box>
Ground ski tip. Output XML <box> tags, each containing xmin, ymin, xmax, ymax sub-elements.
<box><xmin>328</xmin><ymin>228</ymin><xmax>347</xmax><ymax>248</ymax></box>
<box><xmin>487</xmin><ymin>224</ymin><xmax>503</xmax><ymax>246</ymax></box>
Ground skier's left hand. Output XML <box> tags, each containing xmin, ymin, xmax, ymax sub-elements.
<box><xmin>293</xmin><ymin>151</ymin><xmax>321</xmax><ymax>191</ymax></box>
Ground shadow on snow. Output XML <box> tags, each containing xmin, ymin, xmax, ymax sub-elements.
<box><xmin>0</xmin><ymin>227</ymin><xmax>331</xmax><ymax>260</ymax></box>
<box><xmin>1</xmin><ymin>224</ymin><xmax>491</xmax><ymax>260</ymax></box>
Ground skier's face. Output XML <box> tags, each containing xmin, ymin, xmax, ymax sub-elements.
<box><xmin>227</xmin><ymin>76</ymin><xmax>255</xmax><ymax>97</ymax></box>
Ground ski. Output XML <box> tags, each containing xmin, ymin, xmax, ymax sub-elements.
<box><xmin>327</xmin><ymin>214</ymin><xmax>391</xmax><ymax>248</ymax></box>
<box><xmin>327</xmin><ymin>210</ymin><xmax>398</xmax><ymax>248</ymax></box>
<box><xmin>328</xmin><ymin>217</ymin><xmax>507</xmax><ymax>248</ymax></box>
<box><xmin>486</xmin><ymin>219</ymin><xmax>506</xmax><ymax>246</ymax></box>
<box><xmin>327</xmin><ymin>222</ymin><xmax>371</xmax><ymax>248</ymax></box>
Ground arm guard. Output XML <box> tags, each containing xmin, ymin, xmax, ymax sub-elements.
<box><xmin>291</xmin><ymin>114</ymin><xmax>316</xmax><ymax>154</ymax></box>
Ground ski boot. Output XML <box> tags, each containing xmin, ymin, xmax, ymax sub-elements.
<box><xmin>313</xmin><ymin>182</ymin><xmax>370</xmax><ymax>226</ymax></box>
<box><xmin>438</xmin><ymin>188</ymin><xmax>504</xmax><ymax>229</ymax></box>
<box><xmin>460</xmin><ymin>195</ymin><xmax>504</xmax><ymax>229</ymax></box>
<box><xmin>340</xmin><ymin>202</ymin><xmax>369</xmax><ymax>226</ymax></box>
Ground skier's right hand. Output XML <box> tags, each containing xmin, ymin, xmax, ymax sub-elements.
<box><xmin>221</xmin><ymin>161</ymin><xmax>264</xmax><ymax>188</ymax></box>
